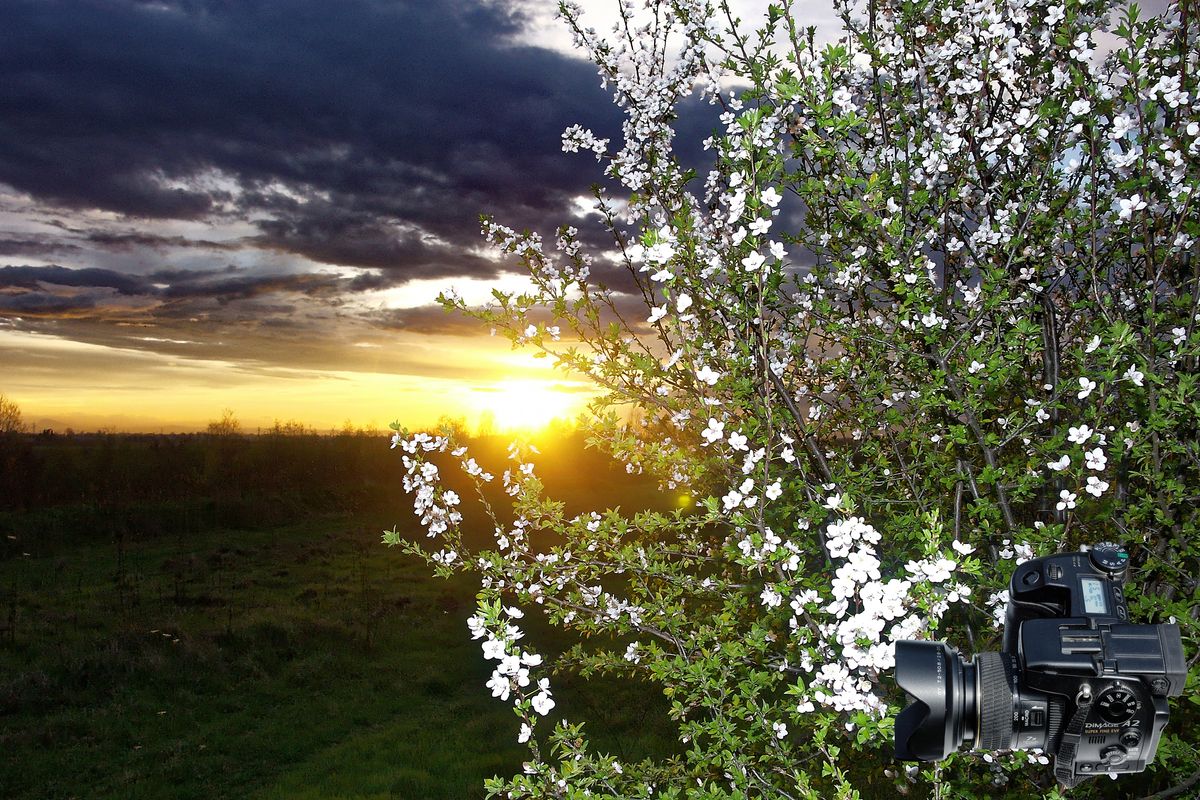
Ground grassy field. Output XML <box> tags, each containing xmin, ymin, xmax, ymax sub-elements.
<box><xmin>0</xmin><ymin>508</ymin><xmax>678</xmax><ymax>800</ymax></box>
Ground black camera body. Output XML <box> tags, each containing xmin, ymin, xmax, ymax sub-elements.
<box><xmin>894</xmin><ymin>543</ymin><xmax>1185</xmax><ymax>788</ymax></box>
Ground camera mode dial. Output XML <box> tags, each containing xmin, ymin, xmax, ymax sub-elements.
<box><xmin>1097</xmin><ymin>687</ymin><xmax>1140</xmax><ymax>724</ymax></box>
<box><xmin>1089</xmin><ymin>542</ymin><xmax>1129</xmax><ymax>574</ymax></box>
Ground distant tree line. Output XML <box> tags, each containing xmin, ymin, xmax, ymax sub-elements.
<box><xmin>0</xmin><ymin>428</ymin><xmax>392</xmax><ymax>513</ymax></box>
<box><xmin>0</xmin><ymin>403</ymin><xmax>623</xmax><ymax>547</ymax></box>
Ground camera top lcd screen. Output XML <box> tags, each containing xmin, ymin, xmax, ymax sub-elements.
<box><xmin>1081</xmin><ymin>577</ymin><xmax>1108</xmax><ymax>614</ymax></box>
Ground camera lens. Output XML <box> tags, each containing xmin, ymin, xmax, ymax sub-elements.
<box><xmin>894</xmin><ymin>641</ymin><xmax>977</xmax><ymax>761</ymax></box>
<box><xmin>894</xmin><ymin>642</ymin><xmax>1019</xmax><ymax>761</ymax></box>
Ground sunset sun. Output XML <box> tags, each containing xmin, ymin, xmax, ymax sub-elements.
<box><xmin>471</xmin><ymin>379</ymin><xmax>583</xmax><ymax>432</ymax></box>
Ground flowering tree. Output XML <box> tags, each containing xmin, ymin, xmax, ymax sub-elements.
<box><xmin>387</xmin><ymin>0</ymin><xmax>1199</xmax><ymax>797</ymax></box>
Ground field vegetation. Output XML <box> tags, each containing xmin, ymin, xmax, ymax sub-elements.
<box><xmin>0</xmin><ymin>426</ymin><xmax>677</xmax><ymax>799</ymax></box>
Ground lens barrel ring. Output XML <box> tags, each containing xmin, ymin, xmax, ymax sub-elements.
<box><xmin>976</xmin><ymin>651</ymin><xmax>1015</xmax><ymax>751</ymax></box>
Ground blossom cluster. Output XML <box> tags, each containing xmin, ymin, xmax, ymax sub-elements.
<box><xmin>392</xmin><ymin>431</ymin><xmax>460</xmax><ymax>540</ymax></box>
<box><xmin>786</xmin><ymin>516</ymin><xmax>973</xmax><ymax>717</ymax></box>
<box><xmin>468</xmin><ymin>605</ymin><xmax>556</xmax><ymax>725</ymax></box>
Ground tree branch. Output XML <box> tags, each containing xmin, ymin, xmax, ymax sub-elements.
<box><xmin>1136</xmin><ymin>766</ymin><xmax>1200</xmax><ymax>800</ymax></box>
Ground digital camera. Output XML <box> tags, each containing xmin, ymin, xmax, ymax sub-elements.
<box><xmin>893</xmin><ymin>543</ymin><xmax>1185</xmax><ymax>788</ymax></box>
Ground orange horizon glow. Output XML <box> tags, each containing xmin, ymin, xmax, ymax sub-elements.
<box><xmin>1</xmin><ymin>327</ymin><xmax>597</xmax><ymax>435</ymax></box>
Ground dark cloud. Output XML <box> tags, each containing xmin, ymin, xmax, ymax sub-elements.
<box><xmin>0</xmin><ymin>263</ymin><xmax>357</xmax><ymax>329</ymax></box>
<box><xmin>375</xmin><ymin>303</ymin><xmax>520</xmax><ymax>336</ymax></box>
<box><xmin>1</xmin><ymin>311</ymin><xmax>543</xmax><ymax>384</ymax></box>
<box><xmin>159</xmin><ymin>270</ymin><xmax>343</xmax><ymax>303</ymax></box>
<box><xmin>375</xmin><ymin>304</ymin><xmax>462</xmax><ymax>335</ymax></box>
<box><xmin>0</xmin><ymin>264</ymin><xmax>152</xmax><ymax>294</ymax></box>
<box><xmin>0</xmin><ymin>290</ymin><xmax>97</xmax><ymax>314</ymax></box>
<box><xmin>83</xmin><ymin>231</ymin><xmax>242</xmax><ymax>251</ymax></box>
<box><xmin>0</xmin><ymin>236</ymin><xmax>82</xmax><ymax>256</ymax></box>
<box><xmin>251</xmin><ymin>202</ymin><xmax>503</xmax><ymax>281</ymax></box>
<box><xmin>0</xmin><ymin>0</ymin><xmax>622</xmax><ymax>268</ymax></box>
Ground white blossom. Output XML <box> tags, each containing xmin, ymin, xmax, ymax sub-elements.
<box><xmin>531</xmin><ymin>681</ymin><xmax>555</xmax><ymax>715</ymax></box>
<box><xmin>1068</xmin><ymin>425</ymin><xmax>1094</xmax><ymax>444</ymax></box>
<box><xmin>741</xmin><ymin>252</ymin><xmax>766</xmax><ymax>272</ymax></box>
<box><xmin>701</xmin><ymin>417</ymin><xmax>725</xmax><ymax>444</ymax></box>
<box><xmin>761</xmin><ymin>586</ymin><xmax>783</xmax><ymax>608</ymax></box>
<box><xmin>1117</xmin><ymin>194</ymin><xmax>1147</xmax><ymax>220</ymax></box>
<box><xmin>696</xmin><ymin>365</ymin><xmax>721</xmax><ymax>385</ymax></box>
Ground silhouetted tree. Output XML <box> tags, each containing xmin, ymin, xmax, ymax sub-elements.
<box><xmin>206</xmin><ymin>408</ymin><xmax>241</xmax><ymax>436</ymax></box>
<box><xmin>0</xmin><ymin>393</ymin><xmax>25</xmax><ymax>434</ymax></box>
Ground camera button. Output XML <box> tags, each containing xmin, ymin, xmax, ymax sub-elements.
<box><xmin>1101</xmin><ymin>745</ymin><xmax>1128</xmax><ymax>767</ymax></box>
<box><xmin>1022</xmin><ymin>570</ymin><xmax>1040</xmax><ymax>586</ymax></box>
<box><xmin>1121</xmin><ymin>730</ymin><xmax>1141</xmax><ymax>749</ymax></box>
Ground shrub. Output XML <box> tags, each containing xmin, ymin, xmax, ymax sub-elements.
<box><xmin>391</xmin><ymin>1</ymin><xmax>1199</xmax><ymax>797</ymax></box>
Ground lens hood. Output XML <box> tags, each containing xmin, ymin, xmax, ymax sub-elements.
<box><xmin>894</xmin><ymin>640</ymin><xmax>973</xmax><ymax>762</ymax></box>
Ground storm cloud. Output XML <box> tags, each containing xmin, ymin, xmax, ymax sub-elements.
<box><xmin>0</xmin><ymin>0</ymin><xmax>620</xmax><ymax>268</ymax></box>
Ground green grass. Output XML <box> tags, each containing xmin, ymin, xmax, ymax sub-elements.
<box><xmin>0</xmin><ymin>511</ymin><xmax>677</xmax><ymax>800</ymax></box>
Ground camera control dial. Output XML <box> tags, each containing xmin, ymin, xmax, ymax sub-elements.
<box><xmin>1100</xmin><ymin>744</ymin><xmax>1129</xmax><ymax>767</ymax></box>
<box><xmin>1097</xmin><ymin>687</ymin><xmax>1140</xmax><ymax>724</ymax></box>
<box><xmin>1089</xmin><ymin>542</ymin><xmax>1129</xmax><ymax>573</ymax></box>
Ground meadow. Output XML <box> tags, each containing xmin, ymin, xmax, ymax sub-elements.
<box><xmin>0</xmin><ymin>430</ymin><xmax>679</xmax><ymax>800</ymax></box>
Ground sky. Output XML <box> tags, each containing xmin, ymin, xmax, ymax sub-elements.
<box><xmin>0</xmin><ymin>0</ymin><xmax>838</xmax><ymax>433</ymax></box>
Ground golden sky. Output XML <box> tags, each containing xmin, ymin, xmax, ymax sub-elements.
<box><xmin>1</xmin><ymin>325</ymin><xmax>595</xmax><ymax>434</ymax></box>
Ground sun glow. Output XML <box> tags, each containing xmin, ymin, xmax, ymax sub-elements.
<box><xmin>471</xmin><ymin>379</ymin><xmax>586</xmax><ymax>433</ymax></box>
